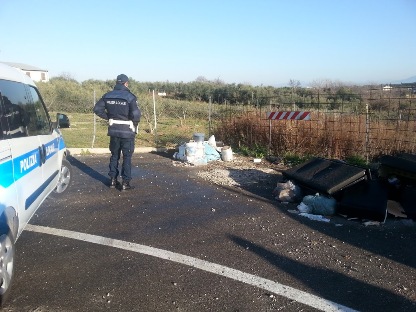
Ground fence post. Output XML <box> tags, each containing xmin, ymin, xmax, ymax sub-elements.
<box><xmin>365</xmin><ymin>101</ymin><xmax>369</xmax><ymax>163</ymax></box>
<box><xmin>209</xmin><ymin>96</ymin><xmax>212</xmax><ymax>137</ymax></box>
<box><xmin>152</xmin><ymin>90</ymin><xmax>157</xmax><ymax>131</ymax></box>
<box><xmin>268</xmin><ymin>99</ymin><xmax>272</xmax><ymax>156</ymax></box>
<box><xmin>152</xmin><ymin>90</ymin><xmax>157</xmax><ymax>146</ymax></box>
<box><xmin>92</xmin><ymin>90</ymin><xmax>96</xmax><ymax>148</ymax></box>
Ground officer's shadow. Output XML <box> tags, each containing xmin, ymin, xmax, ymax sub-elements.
<box><xmin>67</xmin><ymin>154</ymin><xmax>109</xmax><ymax>186</ymax></box>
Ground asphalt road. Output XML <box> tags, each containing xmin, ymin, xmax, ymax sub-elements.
<box><xmin>4</xmin><ymin>152</ymin><xmax>416</xmax><ymax>312</ymax></box>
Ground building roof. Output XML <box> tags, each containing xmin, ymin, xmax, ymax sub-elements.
<box><xmin>0</xmin><ymin>62</ymin><xmax>36</xmax><ymax>86</ymax></box>
<box><xmin>0</xmin><ymin>61</ymin><xmax>48</xmax><ymax>72</ymax></box>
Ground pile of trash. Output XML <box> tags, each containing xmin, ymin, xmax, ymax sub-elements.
<box><xmin>273</xmin><ymin>155</ymin><xmax>416</xmax><ymax>225</ymax></box>
<box><xmin>273</xmin><ymin>181</ymin><xmax>336</xmax><ymax>223</ymax></box>
<box><xmin>173</xmin><ymin>133</ymin><xmax>233</xmax><ymax>166</ymax></box>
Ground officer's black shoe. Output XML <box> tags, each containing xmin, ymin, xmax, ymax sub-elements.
<box><xmin>121</xmin><ymin>181</ymin><xmax>135</xmax><ymax>191</ymax></box>
<box><xmin>110</xmin><ymin>178</ymin><xmax>119</xmax><ymax>189</ymax></box>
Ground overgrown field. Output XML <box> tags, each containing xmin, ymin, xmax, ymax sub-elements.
<box><xmin>42</xmin><ymin>78</ymin><xmax>415</xmax><ymax>163</ymax></box>
<box><xmin>57</xmin><ymin>112</ymin><xmax>210</xmax><ymax>149</ymax></box>
<box><xmin>59</xmin><ymin>109</ymin><xmax>416</xmax><ymax>166</ymax></box>
<box><xmin>215</xmin><ymin>112</ymin><xmax>416</xmax><ymax>165</ymax></box>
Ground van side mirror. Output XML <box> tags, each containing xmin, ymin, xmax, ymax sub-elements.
<box><xmin>57</xmin><ymin>113</ymin><xmax>70</xmax><ymax>129</ymax></box>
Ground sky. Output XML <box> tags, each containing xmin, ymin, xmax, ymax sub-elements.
<box><xmin>1</xmin><ymin>0</ymin><xmax>415</xmax><ymax>86</ymax></box>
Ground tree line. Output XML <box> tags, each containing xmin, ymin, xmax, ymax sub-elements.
<box><xmin>37</xmin><ymin>75</ymin><xmax>408</xmax><ymax>114</ymax></box>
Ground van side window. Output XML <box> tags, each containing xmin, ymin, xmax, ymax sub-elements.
<box><xmin>0</xmin><ymin>80</ymin><xmax>51</xmax><ymax>138</ymax></box>
<box><xmin>27</xmin><ymin>86</ymin><xmax>51</xmax><ymax>135</ymax></box>
<box><xmin>0</xmin><ymin>80</ymin><xmax>30</xmax><ymax>138</ymax></box>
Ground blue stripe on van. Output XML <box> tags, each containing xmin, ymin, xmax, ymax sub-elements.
<box><xmin>25</xmin><ymin>170</ymin><xmax>59</xmax><ymax>210</ymax></box>
<box><xmin>0</xmin><ymin>137</ymin><xmax>65</xmax><ymax>188</ymax></box>
<box><xmin>44</xmin><ymin>138</ymin><xmax>59</xmax><ymax>161</ymax></box>
<box><xmin>0</xmin><ymin>160</ymin><xmax>14</xmax><ymax>188</ymax></box>
<box><xmin>12</xmin><ymin>148</ymin><xmax>41</xmax><ymax>182</ymax></box>
<box><xmin>58</xmin><ymin>137</ymin><xmax>66</xmax><ymax>150</ymax></box>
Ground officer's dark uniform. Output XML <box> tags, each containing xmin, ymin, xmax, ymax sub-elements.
<box><xmin>93</xmin><ymin>74</ymin><xmax>141</xmax><ymax>190</ymax></box>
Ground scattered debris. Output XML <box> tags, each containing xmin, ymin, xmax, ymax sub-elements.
<box><xmin>299</xmin><ymin>213</ymin><xmax>331</xmax><ymax>223</ymax></box>
<box><xmin>273</xmin><ymin>180</ymin><xmax>302</xmax><ymax>202</ymax></box>
<box><xmin>297</xmin><ymin>202</ymin><xmax>312</xmax><ymax>213</ymax></box>
<box><xmin>387</xmin><ymin>200</ymin><xmax>407</xmax><ymax>218</ymax></box>
<box><xmin>281</xmin><ymin>154</ymin><xmax>416</xmax><ymax>224</ymax></box>
<box><xmin>172</xmin><ymin>138</ymin><xmax>416</xmax><ymax>227</ymax></box>
<box><xmin>363</xmin><ymin>221</ymin><xmax>381</xmax><ymax>227</ymax></box>
<box><xmin>173</xmin><ymin>134</ymin><xmax>222</xmax><ymax>166</ymax></box>
<box><xmin>301</xmin><ymin>194</ymin><xmax>336</xmax><ymax>216</ymax></box>
<box><xmin>221</xmin><ymin>146</ymin><xmax>233</xmax><ymax>162</ymax></box>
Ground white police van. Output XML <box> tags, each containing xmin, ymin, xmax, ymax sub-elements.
<box><xmin>0</xmin><ymin>62</ymin><xmax>72</xmax><ymax>305</ymax></box>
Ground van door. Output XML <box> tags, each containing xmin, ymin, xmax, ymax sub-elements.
<box><xmin>26</xmin><ymin>85</ymin><xmax>61</xmax><ymax>196</ymax></box>
<box><xmin>0</xmin><ymin>95</ymin><xmax>19</xmax><ymax>219</ymax></box>
<box><xmin>0</xmin><ymin>80</ymin><xmax>50</xmax><ymax>229</ymax></box>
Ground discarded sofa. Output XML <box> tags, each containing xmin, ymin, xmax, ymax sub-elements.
<box><xmin>378</xmin><ymin>153</ymin><xmax>416</xmax><ymax>220</ymax></box>
<box><xmin>282</xmin><ymin>157</ymin><xmax>388</xmax><ymax>222</ymax></box>
<box><xmin>282</xmin><ymin>157</ymin><xmax>367</xmax><ymax>195</ymax></box>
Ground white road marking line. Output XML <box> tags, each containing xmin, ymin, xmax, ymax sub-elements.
<box><xmin>26</xmin><ymin>224</ymin><xmax>357</xmax><ymax>312</ymax></box>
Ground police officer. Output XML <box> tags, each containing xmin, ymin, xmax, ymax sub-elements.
<box><xmin>93</xmin><ymin>74</ymin><xmax>141</xmax><ymax>191</ymax></box>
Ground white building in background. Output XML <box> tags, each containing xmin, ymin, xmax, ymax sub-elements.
<box><xmin>382</xmin><ymin>85</ymin><xmax>393</xmax><ymax>91</ymax></box>
<box><xmin>0</xmin><ymin>61</ymin><xmax>49</xmax><ymax>82</ymax></box>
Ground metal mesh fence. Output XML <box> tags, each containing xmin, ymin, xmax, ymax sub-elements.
<box><xmin>137</xmin><ymin>92</ymin><xmax>225</xmax><ymax>148</ymax></box>
<box><xmin>80</xmin><ymin>84</ymin><xmax>416</xmax><ymax>161</ymax></box>
<box><xmin>212</xmin><ymin>84</ymin><xmax>416</xmax><ymax>162</ymax></box>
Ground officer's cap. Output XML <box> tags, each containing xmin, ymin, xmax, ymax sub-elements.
<box><xmin>116</xmin><ymin>74</ymin><xmax>129</xmax><ymax>84</ymax></box>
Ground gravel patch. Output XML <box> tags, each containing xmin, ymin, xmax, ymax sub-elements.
<box><xmin>172</xmin><ymin>154</ymin><xmax>416</xmax><ymax>228</ymax></box>
<box><xmin>172</xmin><ymin>154</ymin><xmax>285</xmax><ymax>188</ymax></box>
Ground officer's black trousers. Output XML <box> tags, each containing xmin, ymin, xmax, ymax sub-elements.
<box><xmin>108</xmin><ymin>136</ymin><xmax>135</xmax><ymax>182</ymax></box>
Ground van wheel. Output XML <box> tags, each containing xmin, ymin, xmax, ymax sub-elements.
<box><xmin>54</xmin><ymin>159</ymin><xmax>72</xmax><ymax>194</ymax></box>
<box><xmin>0</xmin><ymin>234</ymin><xmax>15</xmax><ymax>307</ymax></box>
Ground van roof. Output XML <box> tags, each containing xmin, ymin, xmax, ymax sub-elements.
<box><xmin>0</xmin><ymin>62</ymin><xmax>36</xmax><ymax>86</ymax></box>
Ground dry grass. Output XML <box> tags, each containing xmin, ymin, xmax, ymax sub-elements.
<box><xmin>214</xmin><ymin>112</ymin><xmax>416</xmax><ymax>162</ymax></box>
